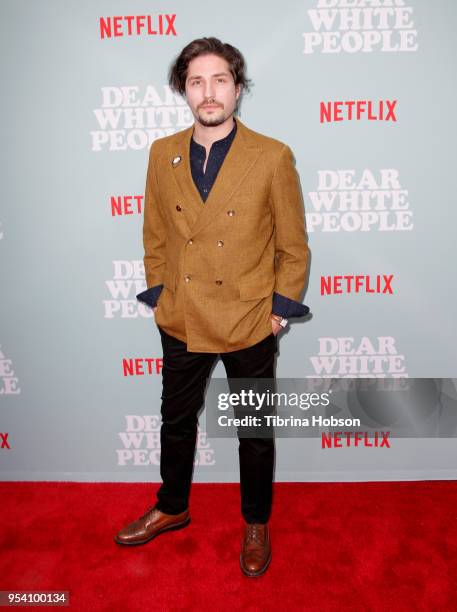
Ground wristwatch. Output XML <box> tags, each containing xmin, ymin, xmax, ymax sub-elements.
<box><xmin>271</xmin><ymin>314</ymin><xmax>289</xmax><ymax>328</ymax></box>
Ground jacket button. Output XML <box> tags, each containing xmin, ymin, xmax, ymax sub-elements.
<box><xmin>176</xmin><ymin>205</ymin><xmax>182</xmax><ymax>211</ymax></box>
<box><xmin>184</xmin><ymin>274</ymin><xmax>191</xmax><ymax>282</ymax></box>
<box><xmin>215</xmin><ymin>280</ymin><xmax>223</xmax><ymax>285</ymax></box>
<box><xmin>217</xmin><ymin>240</ymin><xmax>224</xmax><ymax>247</ymax></box>
<box><xmin>227</xmin><ymin>210</ymin><xmax>235</xmax><ymax>216</ymax></box>
<box><xmin>188</xmin><ymin>239</ymin><xmax>193</xmax><ymax>245</ymax></box>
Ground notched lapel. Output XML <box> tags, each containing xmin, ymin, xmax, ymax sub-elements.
<box><xmin>168</xmin><ymin>126</ymin><xmax>204</xmax><ymax>218</ymax></box>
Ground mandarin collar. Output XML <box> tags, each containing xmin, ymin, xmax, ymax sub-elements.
<box><xmin>190</xmin><ymin>119</ymin><xmax>237</xmax><ymax>151</ymax></box>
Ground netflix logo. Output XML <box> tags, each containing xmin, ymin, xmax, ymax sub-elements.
<box><xmin>303</xmin><ymin>0</ymin><xmax>418</xmax><ymax>54</ymax></box>
<box><xmin>123</xmin><ymin>358</ymin><xmax>163</xmax><ymax>377</ymax></box>
<box><xmin>309</xmin><ymin>336</ymin><xmax>408</xmax><ymax>377</ymax></box>
<box><xmin>0</xmin><ymin>432</ymin><xmax>11</xmax><ymax>449</ymax></box>
<box><xmin>320</xmin><ymin>99</ymin><xmax>397</xmax><ymax>123</ymax></box>
<box><xmin>117</xmin><ymin>415</ymin><xmax>215</xmax><ymax>467</ymax></box>
<box><xmin>321</xmin><ymin>431</ymin><xmax>391</xmax><ymax>448</ymax></box>
<box><xmin>306</xmin><ymin>168</ymin><xmax>413</xmax><ymax>232</ymax></box>
<box><xmin>111</xmin><ymin>195</ymin><xmax>143</xmax><ymax>217</ymax></box>
<box><xmin>99</xmin><ymin>15</ymin><xmax>177</xmax><ymax>39</ymax></box>
<box><xmin>321</xmin><ymin>274</ymin><xmax>394</xmax><ymax>295</ymax></box>
<box><xmin>0</xmin><ymin>346</ymin><xmax>21</xmax><ymax>395</ymax></box>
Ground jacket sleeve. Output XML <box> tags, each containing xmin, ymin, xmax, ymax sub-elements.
<box><xmin>272</xmin><ymin>292</ymin><xmax>309</xmax><ymax>318</ymax></box>
<box><xmin>269</xmin><ymin>144</ymin><xmax>310</xmax><ymax>307</ymax></box>
<box><xmin>142</xmin><ymin>142</ymin><xmax>167</xmax><ymax>288</ymax></box>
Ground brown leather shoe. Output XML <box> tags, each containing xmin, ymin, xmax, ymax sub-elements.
<box><xmin>114</xmin><ymin>505</ymin><xmax>190</xmax><ymax>546</ymax></box>
<box><xmin>240</xmin><ymin>523</ymin><xmax>271</xmax><ymax>577</ymax></box>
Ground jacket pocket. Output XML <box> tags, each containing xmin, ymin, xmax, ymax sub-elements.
<box><xmin>239</xmin><ymin>276</ymin><xmax>275</xmax><ymax>301</ymax></box>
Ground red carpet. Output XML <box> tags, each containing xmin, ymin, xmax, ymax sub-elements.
<box><xmin>1</xmin><ymin>481</ymin><xmax>456</xmax><ymax>611</ymax></box>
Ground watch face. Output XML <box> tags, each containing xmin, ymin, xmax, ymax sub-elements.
<box><xmin>280</xmin><ymin>319</ymin><xmax>288</xmax><ymax>328</ymax></box>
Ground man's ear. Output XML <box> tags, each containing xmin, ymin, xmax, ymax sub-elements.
<box><xmin>235</xmin><ymin>84</ymin><xmax>241</xmax><ymax>100</ymax></box>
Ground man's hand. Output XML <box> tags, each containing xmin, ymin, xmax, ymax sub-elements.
<box><xmin>271</xmin><ymin>316</ymin><xmax>282</xmax><ymax>336</ymax></box>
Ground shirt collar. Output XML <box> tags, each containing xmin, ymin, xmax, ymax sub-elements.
<box><xmin>190</xmin><ymin>119</ymin><xmax>237</xmax><ymax>152</ymax></box>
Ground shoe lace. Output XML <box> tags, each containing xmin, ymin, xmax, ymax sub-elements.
<box><xmin>246</xmin><ymin>523</ymin><xmax>264</xmax><ymax>544</ymax></box>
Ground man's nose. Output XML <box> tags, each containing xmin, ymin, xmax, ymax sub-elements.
<box><xmin>203</xmin><ymin>80</ymin><xmax>216</xmax><ymax>100</ymax></box>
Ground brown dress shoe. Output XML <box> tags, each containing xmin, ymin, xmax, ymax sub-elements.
<box><xmin>240</xmin><ymin>523</ymin><xmax>271</xmax><ymax>577</ymax></box>
<box><xmin>114</xmin><ymin>505</ymin><xmax>190</xmax><ymax>546</ymax></box>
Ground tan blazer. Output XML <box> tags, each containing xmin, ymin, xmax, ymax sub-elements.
<box><xmin>142</xmin><ymin>117</ymin><xmax>309</xmax><ymax>353</ymax></box>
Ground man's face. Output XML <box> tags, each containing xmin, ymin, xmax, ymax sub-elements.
<box><xmin>184</xmin><ymin>53</ymin><xmax>241</xmax><ymax>127</ymax></box>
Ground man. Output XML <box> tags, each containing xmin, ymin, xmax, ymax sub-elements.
<box><xmin>115</xmin><ymin>37</ymin><xmax>310</xmax><ymax>577</ymax></box>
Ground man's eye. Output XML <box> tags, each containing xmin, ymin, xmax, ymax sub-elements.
<box><xmin>216</xmin><ymin>78</ymin><xmax>226</xmax><ymax>83</ymax></box>
<box><xmin>192</xmin><ymin>80</ymin><xmax>201</xmax><ymax>86</ymax></box>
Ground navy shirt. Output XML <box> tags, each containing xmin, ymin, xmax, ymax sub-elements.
<box><xmin>137</xmin><ymin>120</ymin><xmax>309</xmax><ymax>319</ymax></box>
<box><xmin>190</xmin><ymin>121</ymin><xmax>237</xmax><ymax>202</ymax></box>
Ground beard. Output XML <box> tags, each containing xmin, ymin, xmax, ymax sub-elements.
<box><xmin>196</xmin><ymin>106</ymin><xmax>227</xmax><ymax>127</ymax></box>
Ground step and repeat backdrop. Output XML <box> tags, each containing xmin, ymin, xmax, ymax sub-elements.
<box><xmin>1</xmin><ymin>0</ymin><xmax>456</xmax><ymax>481</ymax></box>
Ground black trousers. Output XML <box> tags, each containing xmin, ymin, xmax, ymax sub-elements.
<box><xmin>155</xmin><ymin>326</ymin><xmax>277</xmax><ymax>524</ymax></box>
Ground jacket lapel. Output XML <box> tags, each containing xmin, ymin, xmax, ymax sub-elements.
<box><xmin>168</xmin><ymin>125</ymin><xmax>205</xmax><ymax>219</ymax></box>
<box><xmin>166</xmin><ymin>117</ymin><xmax>262</xmax><ymax>235</ymax></box>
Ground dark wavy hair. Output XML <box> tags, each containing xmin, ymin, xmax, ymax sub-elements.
<box><xmin>168</xmin><ymin>37</ymin><xmax>252</xmax><ymax>99</ymax></box>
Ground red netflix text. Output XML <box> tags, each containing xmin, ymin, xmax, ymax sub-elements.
<box><xmin>322</xmin><ymin>431</ymin><xmax>391</xmax><ymax>449</ymax></box>
<box><xmin>0</xmin><ymin>432</ymin><xmax>10</xmax><ymax>449</ymax></box>
<box><xmin>100</xmin><ymin>15</ymin><xmax>177</xmax><ymax>39</ymax></box>
<box><xmin>123</xmin><ymin>358</ymin><xmax>163</xmax><ymax>377</ymax></box>
<box><xmin>321</xmin><ymin>274</ymin><xmax>394</xmax><ymax>295</ymax></box>
<box><xmin>111</xmin><ymin>195</ymin><xmax>143</xmax><ymax>217</ymax></box>
<box><xmin>320</xmin><ymin>100</ymin><xmax>397</xmax><ymax>123</ymax></box>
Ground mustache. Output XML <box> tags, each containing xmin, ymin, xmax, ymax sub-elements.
<box><xmin>198</xmin><ymin>101</ymin><xmax>223</xmax><ymax>109</ymax></box>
